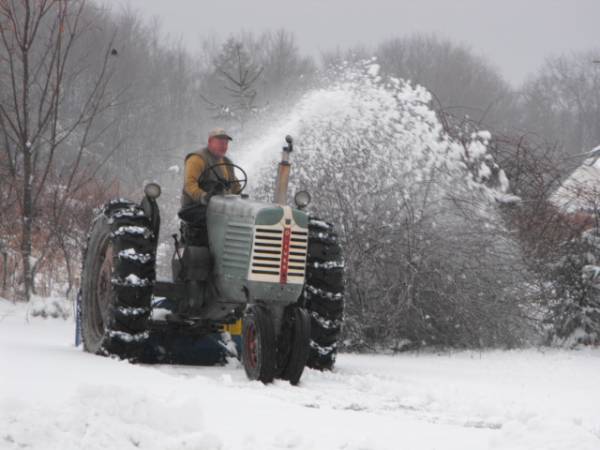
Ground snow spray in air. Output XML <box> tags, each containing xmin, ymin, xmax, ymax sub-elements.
<box><xmin>236</xmin><ymin>59</ymin><xmax>510</xmax><ymax>208</ymax></box>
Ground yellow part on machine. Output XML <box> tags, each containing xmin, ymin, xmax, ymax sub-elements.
<box><xmin>221</xmin><ymin>319</ymin><xmax>242</xmax><ymax>336</ymax></box>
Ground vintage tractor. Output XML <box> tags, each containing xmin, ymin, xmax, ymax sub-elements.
<box><xmin>77</xmin><ymin>136</ymin><xmax>344</xmax><ymax>384</ymax></box>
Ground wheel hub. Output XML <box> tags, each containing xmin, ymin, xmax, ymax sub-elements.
<box><xmin>245</xmin><ymin>323</ymin><xmax>258</xmax><ymax>369</ymax></box>
<box><xmin>93</xmin><ymin>243</ymin><xmax>113</xmax><ymax>336</ymax></box>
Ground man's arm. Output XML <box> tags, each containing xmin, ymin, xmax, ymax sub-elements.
<box><xmin>223</xmin><ymin>161</ymin><xmax>242</xmax><ymax>194</ymax></box>
<box><xmin>230</xmin><ymin>179</ymin><xmax>242</xmax><ymax>194</ymax></box>
<box><xmin>184</xmin><ymin>155</ymin><xmax>209</xmax><ymax>203</ymax></box>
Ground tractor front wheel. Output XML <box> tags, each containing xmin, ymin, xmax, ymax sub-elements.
<box><xmin>242</xmin><ymin>305</ymin><xmax>276</xmax><ymax>383</ymax></box>
<box><xmin>277</xmin><ymin>306</ymin><xmax>311</xmax><ymax>385</ymax></box>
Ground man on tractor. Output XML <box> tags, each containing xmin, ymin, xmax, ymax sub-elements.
<box><xmin>179</xmin><ymin>128</ymin><xmax>241</xmax><ymax>246</ymax></box>
<box><xmin>79</xmin><ymin>132</ymin><xmax>341</xmax><ymax>382</ymax></box>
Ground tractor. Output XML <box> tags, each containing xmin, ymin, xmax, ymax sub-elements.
<box><xmin>77</xmin><ymin>136</ymin><xmax>344</xmax><ymax>384</ymax></box>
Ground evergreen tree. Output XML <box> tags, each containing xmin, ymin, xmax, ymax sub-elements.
<box><xmin>205</xmin><ymin>38</ymin><xmax>264</xmax><ymax>130</ymax></box>
<box><xmin>547</xmin><ymin>227</ymin><xmax>600</xmax><ymax>346</ymax></box>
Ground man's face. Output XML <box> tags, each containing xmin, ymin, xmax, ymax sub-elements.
<box><xmin>207</xmin><ymin>136</ymin><xmax>229</xmax><ymax>158</ymax></box>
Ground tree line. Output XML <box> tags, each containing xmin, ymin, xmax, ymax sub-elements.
<box><xmin>1</xmin><ymin>0</ymin><xmax>599</xmax><ymax>349</ymax></box>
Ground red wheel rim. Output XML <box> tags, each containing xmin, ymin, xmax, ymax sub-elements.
<box><xmin>90</xmin><ymin>242</ymin><xmax>113</xmax><ymax>340</ymax></box>
<box><xmin>245</xmin><ymin>321</ymin><xmax>258</xmax><ymax>369</ymax></box>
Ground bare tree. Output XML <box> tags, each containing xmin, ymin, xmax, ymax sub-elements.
<box><xmin>258</xmin><ymin>29</ymin><xmax>316</xmax><ymax>103</ymax></box>
<box><xmin>0</xmin><ymin>0</ymin><xmax>117</xmax><ymax>300</ymax></box>
<box><xmin>376</xmin><ymin>34</ymin><xmax>516</xmax><ymax>129</ymax></box>
<box><xmin>519</xmin><ymin>49</ymin><xmax>600</xmax><ymax>157</ymax></box>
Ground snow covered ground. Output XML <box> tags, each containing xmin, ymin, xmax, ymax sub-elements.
<box><xmin>1</xmin><ymin>298</ymin><xmax>599</xmax><ymax>450</ymax></box>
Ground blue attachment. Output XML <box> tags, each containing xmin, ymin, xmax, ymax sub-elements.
<box><xmin>75</xmin><ymin>295</ymin><xmax>242</xmax><ymax>363</ymax></box>
<box><xmin>147</xmin><ymin>297</ymin><xmax>243</xmax><ymax>365</ymax></box>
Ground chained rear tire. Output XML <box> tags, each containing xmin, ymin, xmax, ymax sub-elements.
<box><xmin>80</xmin><ymin>199</ymin><xmax>156</xmax><ymax>360</ymax></box>
<box><xmin>302</xmin><ymin>218</ymin><xmax>345</xmax><ymax>371</ymax></box>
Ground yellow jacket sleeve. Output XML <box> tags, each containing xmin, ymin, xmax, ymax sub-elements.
<box><xmin>184</xmin><ymin>155</ymin><xmax>207</xmax><ymax>201</ymax></box>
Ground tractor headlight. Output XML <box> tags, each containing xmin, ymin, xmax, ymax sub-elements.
<box><xmin>144</xmin><ymin>182</ymin><xmax>162</xmax><ymax>199</ymax></box>
<box><xmin>294</xmin><ymin>190</ymin><xmax>311</xmax><ymax>209</ymax></box>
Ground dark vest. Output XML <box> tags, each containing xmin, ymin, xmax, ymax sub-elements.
<box><xmin>181</xmin><ymin>147</ymin><xmax>235</xmax><ymax>207</ymax></box>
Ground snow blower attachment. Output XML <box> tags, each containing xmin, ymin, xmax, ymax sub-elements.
<box><xmin>78</xmin><ymin>135</ymin><xmax>345</xmax><ymax>383</ymax></box>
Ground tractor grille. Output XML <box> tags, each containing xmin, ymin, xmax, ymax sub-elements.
<box><xmin>222</xmin><ymin>222</ymin><xmax>253</xmax><ymax>272</ymax></box>
<box><xmin>249</xmin><ymin>226</ymin><xmax>308</xmax><ymax>284</ymax></box>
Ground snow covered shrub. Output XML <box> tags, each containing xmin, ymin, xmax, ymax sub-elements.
<box><xmin>248</xmin><ymin>60</ymin><xmax>532</xmax><ymax>349</ymax></box>
<box><xmin>29</xmin><ymin>295</ymin><xmax>71</xmax><ymax>319</ymax></box>
<box><xmin>546</xmin><ymin>226</ymin><xmax>600</xmax><ymax>346</ymax></box>
<box><xmin>503</xmin><ymin>146</ymin><xmax>600</xmax><ymax>347</ymax></box>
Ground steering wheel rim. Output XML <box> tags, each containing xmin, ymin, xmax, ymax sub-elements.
<box><xmin>206</xmin><ymin>162</ymin><xmax>248</xmax><ymax>194</ymax></box>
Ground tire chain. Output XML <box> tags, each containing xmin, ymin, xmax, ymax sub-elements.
<box><xmin>302</xmin><ymin>217</ymin><xmax>345</xmax><ymax>370</ymax></box>
<box><xmin>81</xmin><ymin>199</ymin><xmax>156</xmax><ymax>360</ymax></box>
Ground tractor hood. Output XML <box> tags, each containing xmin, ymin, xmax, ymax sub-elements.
<box><xmin>206</xmin><ymin>195</ymin><xmax>309</xmax><ymax>304</ymax></box>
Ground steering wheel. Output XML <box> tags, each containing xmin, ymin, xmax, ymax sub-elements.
<box><xmin>205</xmin><ymin>162</ymin><xmax>248</xmax><ymax>195</ymax></box>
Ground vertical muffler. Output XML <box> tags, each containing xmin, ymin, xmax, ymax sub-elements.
<box><xmin>274</xmin><ymin>135</ymin><xmax>293</xmax><ymax>205</ymax></box>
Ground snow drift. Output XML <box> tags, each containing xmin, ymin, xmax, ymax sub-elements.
<box><xmin>1</xmin><ymin>299</ymin><xmax>599</xmax><ymax>450</ymax></box>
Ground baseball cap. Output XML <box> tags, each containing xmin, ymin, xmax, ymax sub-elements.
<box><xmin>208</xmin><ymin>128</ymin><xmax>233</xmax><ymax>141</ymax></box>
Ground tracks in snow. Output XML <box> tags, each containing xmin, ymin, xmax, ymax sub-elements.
<box><xmin>151</xmin><ymin>357</ymin><xmax>504</xmax><ymax>432</ymax></box>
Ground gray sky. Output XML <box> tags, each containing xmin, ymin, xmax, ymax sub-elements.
<box><xmin>111</xmin><ymin>0</ymin><xmax>599</xmax><ymax>86</ymax></box>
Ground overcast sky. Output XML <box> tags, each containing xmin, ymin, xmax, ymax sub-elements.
<box><xmin>111</xmin><ymin>0</ymin><xmax>599</xmax><ymax>86</ymax></box>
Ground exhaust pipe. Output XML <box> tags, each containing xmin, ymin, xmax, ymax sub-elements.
<box><xmin>274</xmin><ymin>135</ymin><xmax>293</xmax><ymax>205</ymax></box>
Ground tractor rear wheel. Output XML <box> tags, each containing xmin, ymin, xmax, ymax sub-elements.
<box><xmin>80</xmin><ymin>199</ymin><xmax>156</xmax><ymax>360</ymax></box>
<box><xmin>242</xmin><ymin>305</ymin><xmax>276</xmax><ymax>383</ymax></box>
<box><xmin>302</xmin><ymin>218</ymin><xmax>345</xmax><ymax>371</ymax></box>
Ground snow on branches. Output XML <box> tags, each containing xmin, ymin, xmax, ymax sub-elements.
<box><xmin>249</xmin><ymin>60</ymin><xmax>531</xmax><ymax>349</ymax></box>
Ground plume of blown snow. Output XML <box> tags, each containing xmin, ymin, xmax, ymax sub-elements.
<box><xmin>238</xmin><ymin>59</ymin><xmax>509</xmax><ymax>208</ymax></box>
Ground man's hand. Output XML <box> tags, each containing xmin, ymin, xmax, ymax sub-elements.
<box><xmin>199</xmin><ymin>192</ymin><xmax>210</xmax><ymax>206</ymax></box>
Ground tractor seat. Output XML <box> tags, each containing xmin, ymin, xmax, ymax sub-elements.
<box><xmin>177</xmin><ymin>204</ymin><xmax>208</xmax><ymax>247</ymax></box>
